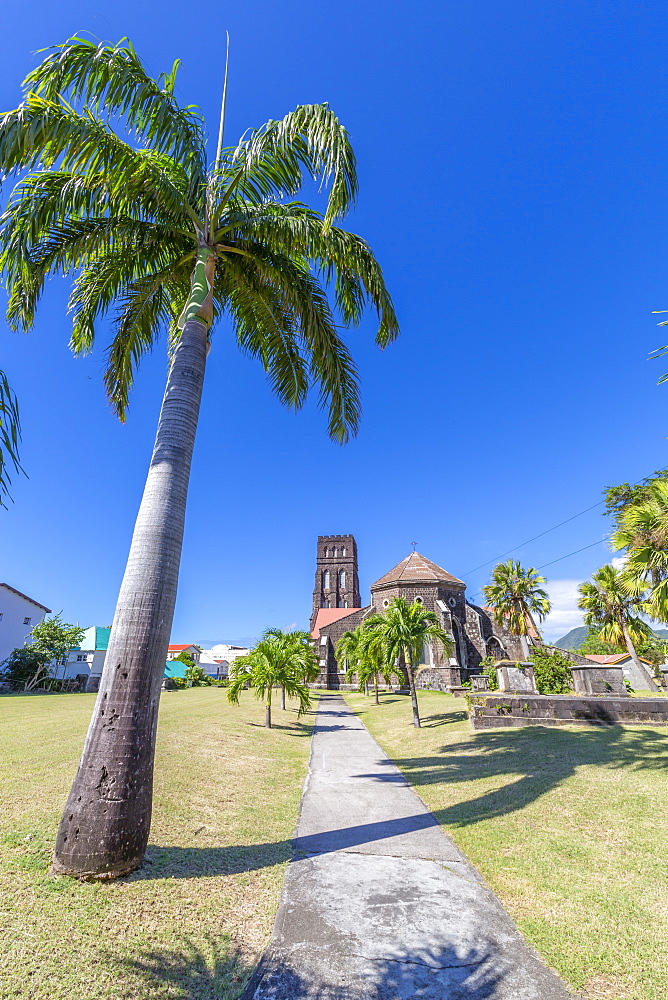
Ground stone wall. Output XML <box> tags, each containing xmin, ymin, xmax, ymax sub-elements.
<box><xmin>415</xmin><ymin>665</ymin><xmax>462</xmax><ymax>690</ymax></box>
<box><xmin>468</xmin><ymin>693</ymin><xmax>668</xmax><ymax>729</ymax></box>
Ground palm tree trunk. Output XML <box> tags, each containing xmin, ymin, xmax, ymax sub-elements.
<box><xmin>406</xmin><ymin>654</ymin><xmax>421</xmax><ymax>728</ymax></box>
<box><xmin>281</xmin><ymin>684</ymin><xmax>286</xmax><ymax>711</ymax></box>
<box><xmin>375</xmin><ymin>674</ymin><xmax>379</xmax><ymax>704</ymax></box>
<box><xmin>266</xmin><ymin>687</ymin><xmax>272</xmax><ymax>729</ymax></box>
<box><xmin>621</xmin><ymin>623</ymin><xmax>658</xmax><ymax>691</ymax></box>
<box><xmin>52</xmin><ymin>317</ymin><xmax>209</xmax><ymax>879</ymax></box>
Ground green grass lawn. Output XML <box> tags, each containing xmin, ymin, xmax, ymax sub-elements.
<box><xmin>0</xmin><ymin>687</ymin><xmax>315</xmax><ymax>1000</ymax></box>
<box><xmin>345</xmin><ymin>689</ymin><xmax>668</xmax><ymax>1000</ymax></box>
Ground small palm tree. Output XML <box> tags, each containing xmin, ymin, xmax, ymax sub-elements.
<box><xmin>612</xmin><ymin>479</ymin><xmax>668</xmax><ymax>622</ymax></box>
<box><xmin>365</xmin><ymin>598</ymin><xmax>453</xmax><ymax>728</ymax></box>
<box><xmin>0</xmin><ymin>38</ymin><xmax>397</xmax><ymax>878</ymax></box>
<box><xmin>578</xmin><ymin>564</ymin><xmax>657</xmax><ymax>690</ymax></box>
<box><xmin>482</xmin><ymin>560</ymin><xmax>551</xmax><ymax>659</ymax></box>
<box><xmin>0</xmin><ymin>370</ymin><xmax>21</xmax><ymax>507</ymax></box>
<box><xmin>337</xmin><ymin>625</ymin><xmax>402</xmax><ymax>703</ymax></box>
<box><xmin>227</xmin><ymin>629</ymin><xmax>317</xmax><ymax>728</ymax></box>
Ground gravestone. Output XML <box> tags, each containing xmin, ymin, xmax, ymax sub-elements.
<box><xmin>471</xmin><ymin>674</ymin><xmax>490</xmax><ymax>691</ymax></box>
<box><xmin>570</xmin><ymin>664</ymin><xmax>627</xmax><ymax>696</ymax></box>
<box><xmin>496</xmin><ymin>661</ymin><xmax>538</xmax><ymax>694</ymax></box>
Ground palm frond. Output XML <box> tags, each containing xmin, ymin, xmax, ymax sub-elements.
<box><xmin>0</xmin><ymin>370</ymin><xmax>23</xmax><ymax>508</ymax></box>
<box><xmin>23</xmin><ymin>37</ymin><xmax>206</xmax><ymax>178</ymax></box>
<box><xmin>229</xmin><ymin>104</ymin><xmax>357</xmax><ymax>228</ymax></box>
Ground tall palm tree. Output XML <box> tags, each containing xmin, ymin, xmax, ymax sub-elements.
<box><xmin>0</xmin><ymin>38</ymin><xmax>397</xmax><ymax>879</ymax></box>
<box><xmin>0</xmin><ymin>370</ymin><xmax>22</xmax><ymax>508</ymax></box>
<box><xmin>612</xmin><ymin>479</ymin><xmax>668</xmax><ymax>623</ymax></box>
<box><xmin>578</xmin><ymin>564</ymin><xmax>657</xmax><ymax>690</ymax></box>
<box><xmin>365</xmin><ymin>598</ymin><xmax>453</xmax><ymax>728</ymax></box>
<box><xmin>482</xmin><ymin>560</ymin><xmax>551</xmax><ymax>660</ymax></box>
<box><xmin>227</xmin><ymin>629</ymin><xmax>317</xmax><ymax>728</ymax></box>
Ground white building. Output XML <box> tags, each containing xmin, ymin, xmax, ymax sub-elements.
<box><xmin>166</xmin><ymin>644</ymin><xmax>201</xmax><ymax>663</ymax></box>
<box><xmin>199</xmin><ymin>643</ymin><xmax>250</xmax><ymax>678</ymax></box>
<box><xmin>0</xmin><ymin>583</ymin><xmax>51</xmax><ymax>663</ymax></box>
<box><xmin>56</xmin><ymin>626</ymin><xmax>111</xmax><ymax>691</ymax></box>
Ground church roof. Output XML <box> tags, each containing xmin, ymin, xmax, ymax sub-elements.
<box><xmin>311</xmin><ymin>607</ymin><xmax>362</xmax><ymax>638</ymax></box>
<box><xmin>371</xmin><ymin>552</ymin><xmax>465</xmax><ymax>589</ymax></box>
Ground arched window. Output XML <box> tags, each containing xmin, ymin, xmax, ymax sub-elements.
<box><xmin>342</xmin><ymin>546</ymin><xmax>347</xmax><ymax>557</ymax></box>
<box><xmin>383</xmin><ymin>599</ymin><xmax>390</xmax><ymax>608</ymax></box>
<box><xmin>415</xmin><ymin>596</ymin><xmax>423</xmax><ymax>605</ymax></box>
<box><xmin>339</xmin><ymin>570</ymin><xmax>346</xmax><ymax>588</ymax></box>
<box><xmin>333</xmin><ymin>547</ymin><xmax>338</xmax><ymax>557</ymax></box>
<box><xmin>421</xmin><ymin>641</ymin><xmax>432</xmax><ymax>665</ymax></box>
<box><xmin>323</xmin><ymin>570</ymin><xmax>330</xmax><ymax>589</ymax></box>
<box><xmin>324</xmin><ymin>546</ymin><xmax>329</xmax><ymax>557</ymax></box>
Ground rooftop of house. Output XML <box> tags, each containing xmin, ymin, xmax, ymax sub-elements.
<box><xmin>168</xmin><ymin>644</ymin><xmax>200</xmax><ymax>651</ymax></box>
<box><xmin>0</xmin><ymin>583</ymin><xmax>51</xmax><ymax>613</ymax></box>
<box><xmin>585</xmin><ymin>653</ymin><xmax>653</xmax><ymax>665</ymax></box>
<box><xmin>311</xmin><ymin>607</ymin><xmax>362</xmax><ymax>638</ymax></box>
<box><xmin>371</xmin><ymin>552</ymin><xmax>465</xmax><ymax>590</ymax></box>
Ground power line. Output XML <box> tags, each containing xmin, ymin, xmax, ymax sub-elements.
<box><xmin>467</xmin><ymin>537</ymin><xmax>610</xmax><ymax>605</ymax></box>
<box><xmin>535</xmin><ymin>538</ymin><xmax>608</xmax><ymax>571</ymax></box>
<box><xmin>463</xmin><ymin>500</ymin><xmax>604</xmax><ymax>577</ymax></box>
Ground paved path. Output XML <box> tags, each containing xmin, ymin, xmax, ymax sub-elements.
<box><xmin>244</xmin><ymin>693</ymin><xmax>571</xmax><ymax>999</ymax></box>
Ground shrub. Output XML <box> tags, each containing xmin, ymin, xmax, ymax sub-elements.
<box><xmin>530</xmin><ymin>646</ymin><xmax>573</xmax><ymax>695</ymax></box>
<box><xmin>479</xmin><ymin>656</ymin><xmax>499</xmax><ymax>690</ymax></box>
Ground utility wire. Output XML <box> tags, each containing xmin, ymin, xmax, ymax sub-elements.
<box><xmin>535</xmin><ymin>538</ymin><xmax>608</xmax><ymax>571</ymax></box>
<box><xmin>463</xmin><ymin>500</ymin><xmax>604</xmax><ymax>577</ymax></box>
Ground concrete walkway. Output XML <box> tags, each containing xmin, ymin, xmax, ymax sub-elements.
<box><xmin>244</xmin><ymin>693</ymin><xmax>571</xmax><ymax>999</ymax></box>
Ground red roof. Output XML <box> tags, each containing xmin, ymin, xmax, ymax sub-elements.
<box><xmin>168</xmin><ymin>644</ymin><xmax>199</xmax><ymax>651</ymax></box>
<box><xmin>0</xmin><ymin>583</ymin><xmax>51</xmax><ymax>613</ymax></box>
<box><xmin>311</xmin><ymin>607</ymin><xmax>361</xmax><ymax>638</ymax></box>
<box><xmin>585</xmin><ymin>653</ymin><xmax>652</xmax><ymax>665</ymax></box>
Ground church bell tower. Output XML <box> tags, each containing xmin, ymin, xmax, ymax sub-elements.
<box><xmin>311</xmin><ymin>535</ymin><xmax>361</xmax><ymax>628</ymax></box>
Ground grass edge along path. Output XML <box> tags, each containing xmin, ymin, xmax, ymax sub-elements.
<box><xmin>344</xmin><ymin>689</ymin><xmax>668</xmax><ymax>1000</ymax></box>
<box><xmin>0</xmin><ymin>687</ymin><xmax>316</xmax><ymax>1000</ymax></box>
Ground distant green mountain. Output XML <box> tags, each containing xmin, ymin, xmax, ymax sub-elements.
<box><xmin>554</xmin><ymin>626</ymin><xmax>668</xmax><ymax>651</ymax></box>
<box><xmin>553</xmin><ymin>627</ymin><xmax>588</xmax><ymax>651</ymax></box>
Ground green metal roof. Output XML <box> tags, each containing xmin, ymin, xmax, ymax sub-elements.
<box><xmin>164</xmin><ymin>660</ymin><xmax>188</xmax><ymax>679</ymax></box>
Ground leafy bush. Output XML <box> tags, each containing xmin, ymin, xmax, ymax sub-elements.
<box><xmin>479</xmin><ymin>656</ymin><xmax>499</xmax><ymax>690</ymax></box>
<box><xmin>530</xmin><ymin>647</ymin><xmax>573</xmax><ymax>694</ymax></box>
<box><xmin>184</xmin><ymin>663</ymin><xmax>212</xmax><ymax>686</ymax></box>
<box><xmin>171</xmin><ymin>676</ymin><xmax>188</xmax><ymax>689</ymax></box>
<box><xmin>0</xmin><ymin>648</ymin><xmax>47</xmax><ymax>688</ymax></box>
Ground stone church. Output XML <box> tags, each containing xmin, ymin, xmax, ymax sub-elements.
<box><xmin>309</xmin><ymin>534</ymin><xmax>525</xmax><ymax>689</ymax></box>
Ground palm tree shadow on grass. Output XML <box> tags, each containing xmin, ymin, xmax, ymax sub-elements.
<box><xmin>388</xmin><ymin>723</ymin><xmax>668</xmax><ymax>827</ymax></box>
<box><xmin>106</xmin><ymin>935</ymin><xmax>254</xmax><ymax>1000</ymax></box>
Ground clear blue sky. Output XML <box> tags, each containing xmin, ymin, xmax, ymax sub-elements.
<box><xmin>2</xmin><ymin>0</ymin><xmax>667</xmax><ymax>643</ymax></box>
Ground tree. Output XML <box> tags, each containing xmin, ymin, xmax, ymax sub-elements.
<box><xmin>364</xmin><ymin>598</ymin><xmax>454</xmax><ymax>728</ymax></box>
<box><xmin>0</xmin><ymin>38</ymin><xmax>397</xmax><ymax>878</ymax></box>
<box><xmin>174</xmin><ymin>650</ymin><xmax>195</xmax><ymax>669</ymax></box>
<box><xmin>227</xmin><ymin>629</ymin><xmax>317</xmax><ymax>728</ymax></box>
<box><xmin>0</xmin><ymin>369</ymin><xmax>22</xmax><ymax>508</ymax></box>
<box><xmin>578</xmin><ymin>565</ymin><xmax>657</xmax><ymax>690</ymax></box>
<box><xmin>0</xmin><ymin>647</ymin><xmax>47</xmax><ymax>689</ymax></box>
<box><xmin>0</xmin><ymin>615</ymin><xmax>86</xmax><ymax>691</ymax></box>
<box><xmin>576</xmin><ymin>629</ymin><xmax>624</xmax><ymax>657</ymax></box>
<box><xmin>482</xmin><ymin>560</ymin><xmax>551</xmax><ymax>660</ymax></box>
<box><xmin>612</xmin><ymin>479</ymin><xmax>668</xmax><ymax>623</ymax></box>
<box><xmin>603</xmin><ymin>469</ymin><xmax>668</xmax><ymax>530</ymax></box>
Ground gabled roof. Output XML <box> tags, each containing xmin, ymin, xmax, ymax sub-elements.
<box><xmin>585</xmin><ymin>653</ymin><xmax>653</xmax><ymax>665</ymax></box>
<box><xmin>168</xmin><ymin>644</ymin><xmax>200</xmax><ymax>651</ymax></box>
<box><xmin>311</xmin><ymin>607</ymin><xmax>362</xmax><ymax>638</ymax></box>
<box><xmin>0</xmin><ymin>583</ymin><xmax>51</xmax><ymax>613</ymax></box>
<box><xmin>371</xmin><ymin>552</ymin><xmax>464</xmax><ymax>589</ymax></box>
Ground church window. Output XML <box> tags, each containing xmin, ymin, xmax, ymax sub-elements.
<box><xmin>339</xmin><ymin>570</ymin><xmax>346</xmax><ymax>588</ymax></box>
<box><xmin>333</xmin><ymin>547</ymin><xmax>338</xmax><ymax>557</ymax></box>
<box><xmin>382</xmin><ymin>599</ymin><xmax>390</xmax><ymax>608</ymax></box>
<box><xmin>344</xmin><ymin>601</ymin><xmax>348</xmax><ymax>608</ymax></box>
<box><xmin>415</xmin><ymin>596</ymin><xmax>423</xmax><ymax>605</ymax></box>
<box><xmin>448</xmin><ymin>597</ymin><xmax>457</xmax><ymax>608</ymax></box>
<box><xmin>323</xmin><ymin>570</ymin><xmax>330</xmax><ymax>589</ymax></box>
<box><xmin>320</xmin><ymin>636</ymin><xmax>328</xmax><ymax>646</ymax></box>
<box><xmin>342</xmin><ymin>546</ymin><xmax>347</xmax><ymax>556</ymax></box>
<box><xmin>324</xmin><ymin>547</ymin><xmax>329</xmax><ymax>557</ymax></box>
